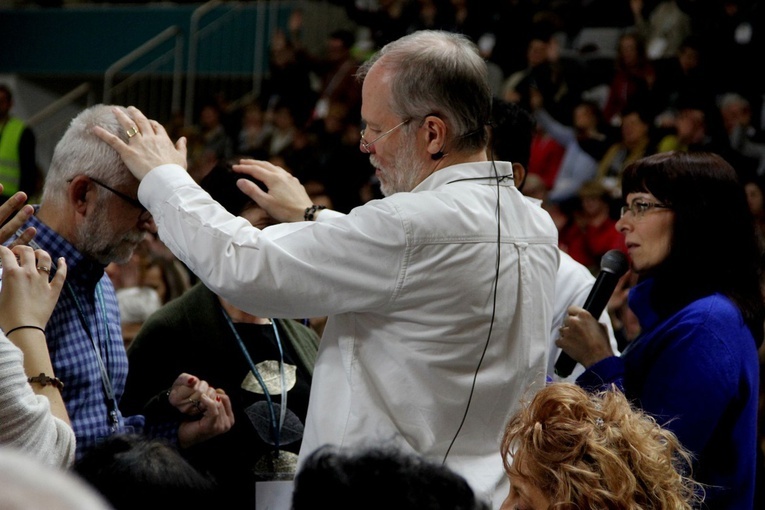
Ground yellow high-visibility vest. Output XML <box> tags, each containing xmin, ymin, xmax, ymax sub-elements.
<box><xmin>0</xmin><ymin>117</ymin><xmax>25</xmax><ymax>195</ymax></box>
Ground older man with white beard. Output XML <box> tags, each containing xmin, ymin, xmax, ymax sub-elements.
<box><xmin>12</xmin><ymin>105</ymin><xmax>233</xmax><ymax>461</ymax></box>
<box><xmin>97</xmin><ymin>31</ymin><xmax>559</xmax><ymax>507</ymax></box>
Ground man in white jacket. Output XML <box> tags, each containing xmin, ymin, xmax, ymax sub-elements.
<box><xmin>97</xmin><ymin>30</ymin><xmax>559</xmax><ymax>508</ymax></box>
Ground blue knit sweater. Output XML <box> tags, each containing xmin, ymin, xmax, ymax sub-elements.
<box><xmin>578</xmin><ymin>278</ymin><xmax>759</xmax><ymax>509</ymax></box>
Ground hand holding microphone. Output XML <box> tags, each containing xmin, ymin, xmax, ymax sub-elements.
<box><xmin>554</xmin><ymin>250</ymin><xmax>629</xmax><ymax>378</ymax></box>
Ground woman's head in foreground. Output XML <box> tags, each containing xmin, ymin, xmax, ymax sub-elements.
<box><xmin>500</xmin><ymin>383</ymin><xmax>702</xmax><ymax>510</ymax></box>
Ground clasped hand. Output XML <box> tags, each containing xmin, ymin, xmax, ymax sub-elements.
<box><xmin>167</xmin><ymin>373</ymin><xmax>234</xmax><ymax>448</ymax></box>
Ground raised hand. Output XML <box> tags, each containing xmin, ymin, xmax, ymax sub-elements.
<box><xmin>0</xmin><ymin>187</ymin><xmax>36</xmax><ymax>247</ymax></box>
<box><xmin>233</xmin><ymin>159</ymin><xmax>314</xmax><ymax>223</ymax></box>
<box><xmin>0</xmin><ymin>245</ymin><xmax>67</xmax><ymax>334</ymax></box>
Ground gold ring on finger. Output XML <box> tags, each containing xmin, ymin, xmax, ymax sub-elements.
<box><xmin>126</xmin><ymin>126</ymin><xmax>140</xmax><ymax>138</ymax></box>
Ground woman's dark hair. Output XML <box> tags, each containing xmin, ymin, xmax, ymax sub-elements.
<box><xmin>74</xmin><ymin>434</ymin><xmax>218</xmax><ymax>510</ymax></box>
<box><xmin>621</xmin><ymin>151</ymin><xmax>764</xmax><ymax>346</ymax></box>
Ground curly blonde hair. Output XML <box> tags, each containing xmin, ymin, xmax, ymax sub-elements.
<box><xmin>501</xmin><ymin>383</ymin><xmax>703</xmax><ymax>509</ymax></box>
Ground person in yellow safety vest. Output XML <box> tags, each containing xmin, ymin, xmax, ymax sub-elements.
<box><xmin>0</xmin><ymin>84</ymin><xmax>38</xmax><ymax>204</ymax></box>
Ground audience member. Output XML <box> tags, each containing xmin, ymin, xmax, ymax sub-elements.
<box><xmin>530</xmin><ymin>91</ymin><xmax>613</xmax><ymax>208</ymax></box>
<box><xmin>0</xmin><ymin>84</ymin><xmax>39</xmax><ymax>203</ymax></box>
<box><xmin>263</xmin><ymin>101</ymin><xmax>299</xmax><ymax>160</ymax></box>
<box><xmin>292</xmin><ymin>444</ymin><xmax>489</xmax><ymax>510</ymax></box>
<box><xmin>687</xmin><ymin>0</ymin><xmax>765</xmax><ymax>106</ymax></box>
<box><xmin>527</xmin><ymin>122</ymin><xmax>565</xmax><ymax>192</ymax></box>
<box><xmin>601</xmin><ymin>31</ymin><xmax>655</xmax><ymax>126</ymax></box>
<box><xmin>500</xmin><ymin>382</ymin><xmax>703</xmax><ymax>509</ymax></box>
<box><xmin>74</xmin><ymin>433</ymin><xmax>218</xmax><ymax>510</ymax></box>
<box><xmin>106</xmin><ymin>236</ymin><xmax>192</xmax><ymax>307</ymax></box>
<box><xmin>332</xmin><ymin>0</ymin><xmax>413</xmax><ymax>50</ymax></box>
<box><xmin>405</xmin><ymin>0</ymin><xmax>457</xmax><ymax>34</ymax></box>
<box><xmin>656</xmin><ymin>105</ymin><xmax>711</xmax><ymax>152</ymax></box>
<box><xmin>720</xmin><ymin>92</ymin><xmax>765</xmax><ymax>176</ymax></box>
<box><xmin>442</xmin><ymin>0</ymin><xmax>489</xmax><ymax>45</ymax></box>
<box><xmin>502</xmin><ymin>25</ymin><xmax>581</xmax><ymax>124</ymax></box>
<box><xmin>187</xmin><ymin>101</ymin><xmax>235</xmax><ymax>182</ymax></box>
<box><xmin>116</xmin><ymin>285</ymin><xmax>162</xmax><ymax>349</ymax></box>
<box><xmin>139</xmin><ymin>252</ymin><xmax>190</xmax><ymax>304</ymax></box>
<box><xmin>0</xmin><ymin>188</ymin><xmax>74</xmax><ymax>467</ymax></box>
<box><xmin>237</xmin><ymin>101</ymin><xmax>272</xmax><ymax>160</ymax></box>
<box><xmin>629</xmin><ymin>0</ymin><xmax>692</xmax><ymax>60</ymax></box>
<box><xmin>481</xmin><ymin>0</ymin><xmax>536</xmax><ymax>79</ymax></box>
<box><xmin>299</xmin><ymin>27</ymin><xmax>363</xmax><ymax>127</ymax></box>
<box><xmin>557</xmin><ymin>151</ymin><xmax>764</xmax><ymax>508</ymax></box>
<box><xmin>259</xmin><ymin>27</ymin><xmax>316</xmax><ymax>129</ymax></box>
<box><xmin>743</xmin><ymin>171</ymin><xmax>765</xmax><ymax>251</ymax></box>
<box><xmin>11</xmin><ymin>104</ymin><xmax>234</xmax><ymax>461</ymax></box>
<box><xmin>596</xmin><ymin>105</ymin><xmax>655</xmax><ymax>200</ymax></box>
<box><xmin>651</xmin><ymin>35</ymin><xmax>714</xmax><ymax>126</ymax></box>
<box><xmin>0</xmin><ymin>446</ymin><xmax>111</xmax><ymax>510</ymax></box>
<box><xmin>121</xmin><ymin>163</ymin><xmax>320</xmax><ymax>508</ymax></box>
<box><xmin>308</xmin><ymin>101</ymin><xmax>372</xmax><ymax>213</ymax></box>
<box><xmin>97</xmin><ymin>30</ymin><xmax>560</xmax><ymax>507</ymax></box>
<box><xmin>558</xmin><ymin>180</ymin><xmax>627</xmax><ymax>273</ymax></box>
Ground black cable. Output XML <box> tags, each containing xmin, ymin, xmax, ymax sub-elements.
<box><xmin>442</xmin><ymin>149</ymin><xmax>503</xmax><ymax>464</ymax></box>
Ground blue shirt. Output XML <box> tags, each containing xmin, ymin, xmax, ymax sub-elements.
<box><xmin>20</xmin><ymin>213</ymin><xmax>144</xmax><ymax>460</ymax></box>
<box><xmin>578</xmin><ymin>278</ymin><xmax>759</xmax><ymax>509</ymax></box>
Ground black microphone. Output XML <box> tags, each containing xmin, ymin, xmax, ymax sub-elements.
<box><xmin>554</xmin><ymin>249</ymin><xmax>629</xmax><ymax>378</ymax></box>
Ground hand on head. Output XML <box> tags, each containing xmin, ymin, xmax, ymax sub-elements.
<box><xmin>233</xmin><ymin>159</ymin><xmax>314</xmax><ymax>223</ymax></box>
<box><xmin>92</xmin><ymin>106</ymin><xmax>188</xmax><ymax>181</ymax></box>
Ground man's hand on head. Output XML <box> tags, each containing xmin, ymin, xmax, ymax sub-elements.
<box><xmin>92</xmin><ymin>106</ymin><xmax>187</xmax><ymax>181</ymax></box>
<box><xmin>233</xmin><ymin>159</ymin><xmax>315</xmax><ymax>223</ymax></box>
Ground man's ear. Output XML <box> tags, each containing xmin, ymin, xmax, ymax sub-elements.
<box><xmin>422</xmin><ymin>114</ymin><xmax>448</xmax><ymax>159</ymax></box>
<box><xmin>68</xmin><ymin>175</ymin><xmax>93</xmax><ymax>216</ymax></box>
<box><xmin>512</xmin><ymin>163</ymin><xmax>527</xmax><ymax>190</ymax></box>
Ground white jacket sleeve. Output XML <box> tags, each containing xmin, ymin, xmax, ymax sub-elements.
<box><xmin>0</xmin><ymin>334</ymin><xmax>75</xmax><ymax>468</ymax></box>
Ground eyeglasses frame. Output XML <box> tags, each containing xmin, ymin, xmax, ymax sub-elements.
<box><xmin>70</xmin><ymin>176</ymin><xmax>151</xmax><ymax>222</ymax></box>
<box><xmin>359</xmin><ymin>119</ymin><xmax>410</xmax><ymax>153</ymax></box>
<box><xmin>620</xmin><ymin>200</ymin><xmax>672</xmax><ymax>219</ymax></box>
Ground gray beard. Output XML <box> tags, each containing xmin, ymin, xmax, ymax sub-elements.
<box><xmin>75</xmin><ymin>207</ymin><xmax>144</xmax><ymax>265</ymax></box>
<box><xmin>371</xmin><ymin>135</ymin><xmax>426</xmax><ymax>196</ymax></box>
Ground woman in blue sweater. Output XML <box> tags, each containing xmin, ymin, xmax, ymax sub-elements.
<box><xmin>557</xmin><ymin>151</ymin><xmax>764</xmax><ymax>509</ymax></box>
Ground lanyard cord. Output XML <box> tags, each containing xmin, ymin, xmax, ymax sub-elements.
<box><xmin>220</xmin><ymin>306</ymin><xmax>287</xmax><ymax>450</ymax></box>
<box><xmin>68</xmin><ymin>281</ymin><xmax>121</xmax><ymax>430</ymax></box>
<box><xmin>25</xmin><ymin>236</ymin><xmax>120</xmax><ymax>429</ymax></box>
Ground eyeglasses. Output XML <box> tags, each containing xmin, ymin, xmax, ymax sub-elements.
<box><xmin>360</xmin><ymin>119</ymin><xmax>410</xmax><ymax>153</ymax></box>
<box><xmin>620</xmin><ymin>200</ymin><xmax>671</xmax><ymax>219</ymax></box>
<box><xmin>86</xmin><ymin>177</ymin><xmax>151</xmax><ymax>222</ymax></box>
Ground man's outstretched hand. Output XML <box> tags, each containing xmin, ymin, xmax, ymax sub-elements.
<box><xmin>92</xmin><ymin>105</ymin><xmax>187</xmax><ymax>181</ymax></box>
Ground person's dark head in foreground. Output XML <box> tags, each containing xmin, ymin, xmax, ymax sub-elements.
<box><xmin>74</xmin><ymin>434</ymin><xmax>218</xmax><ymax>510</ymax></box>
<box><xmin>292</xmin><ymin>444</ymin><xmax>489</xmax><ymax>510</ymax></box>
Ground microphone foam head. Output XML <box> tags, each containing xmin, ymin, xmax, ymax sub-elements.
<box><xmin>601</xmin><ymin>249</ymin><xmax>629</xmax><ymax>276</ymax></box>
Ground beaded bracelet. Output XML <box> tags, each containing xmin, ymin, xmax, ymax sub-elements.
<box><xmin>28</xmin><ymin>372</ymin><xmax>65</xmax><ymax>391</ymax></box>
<box><xmin>304</xmin><ymin>204</ymin><xmax>327</xmax><ymax>221</ymax></box>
